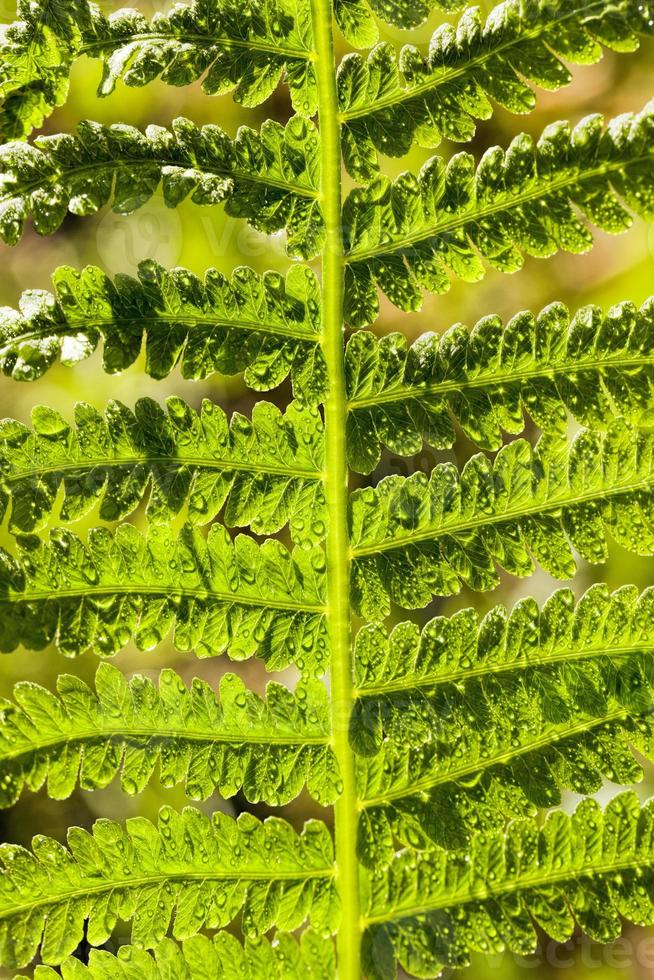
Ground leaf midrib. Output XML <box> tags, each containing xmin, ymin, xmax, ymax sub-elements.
<box><xmin>355</xmin><ymin>642</ymin><xmax>653</xmax><ymax>696</ymax></box>
<box><xmin>1</xmin><ymin>156</ymin><xmax>320</xmax><ymax>209</ymax></box>
<box><xmin>361</xmin><ymin>706</ymin><xmax>630</xmax><ymax>805</ymax></box>
<box><xmin>0</xmin><ymin>867</ymin><xmax>335</xmax><ymax>922</ymax></box>
<box><xmin>80</xmin><ymin>32</ymin><xmax>313</xmax><ymax>63</ymax></box>
<box><xmin>347</xmin><ymin>351</ymin><xmax>654</xmax><ymax>410</ymax></box>
<box><xmin>340</xmin><ymin>0</ymin><xmax>604</xmax><ymax>123</ymax></box>
<box><xmin>3</xmin><ymin>452</ymin><xmax>323</xmax><ymax>483</ymax></box>
<box><xmin>2</xmin><ymin>584</ymin><xmax>325</xmax><ymax>613</ymax></box>
<box><xmin>351</xmin><ymin>470</ymin><xmax>654</xmax><ymax>558</ymax></box>
<box><xmin>0</xmin><ymin>725</ymin><xmax>329</xmax><ymax>761</ymax></box>
<box><xmin>0</xmin><ymin>314</ymin><xmax>320</xmax><ymax>351</ymax></box>
<box><xmin>364</xmin><ymin>850</ymin><xmax>646</xmax><ymax>925</ymax></box>
<box><xmin>344</xmin><ymin>154</ymin><xmax>650</xmax><ymax>264</ymax></box>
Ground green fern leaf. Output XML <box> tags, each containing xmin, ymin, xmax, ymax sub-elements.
<box><xmin>0</xmin><ymin>1</ymin><xmax>94</xmax><ymax>140</ymax></box>
<box><xmin>362</xmin><ymin>792</ymin><xmax>654</xmax><ymax>979</ymax></box>
<box><xmin>352</xmin><ymin>583</ymin><xmax>654</xmax><ymax>862</ymax></box>
<box><xmin>0</xmin><ymin>524</ymin><xmax>327</xmax><ymax>668</ymax></box>
<box><xmin>345</xmin><ymin>296</ymin><xmax>654</xmax><ymax>472</ymax></box>
<box><xmin>0</xmin><ymin>807</ymin><xmax>337</xmax><ymax>968</ymax></box>
<box><xmin>0</xmin><ymin>662</ymin><xmax>339</xmax><ymax>807</ymax></box>
<box><xmin>350</xmin><ymin>421</ymin><xmax>654</xmax><ymax>617</ymax></box>
<box><xmin>0</xmin><ymin>0</ymin><xmax>317</xmax><ymax>140</ymax></box>
<box><xmin>338</xmin><ymin>0</ymin><xmax>654</xmax><ymax>181</ymax></box>
<box><xmin>343</xmin><ymin>101</ymin><xmax>654</xmax><ymax>326</ymax></box>
<box><xmin>3</xmin><ymin>1</ymin><xmax>654</xmax><ymax>976</ymax></box>
<box><xmin>0</xmin><ymin>397</ymin><xmax>326</xmax><ymax>546</ymax></box>
<box><xmin>0</xmin><ymin>116</ymin><xmax>323</xmax><ymax>257</ymax></box>
<box><xmin>0</xmin><ymin>260</ymin><xmax>325</xmax><ymax>399</ymax></box>
<box><xmin>82</xmin><ymin>0</ymin><xmax>318</xmax><ymax>115</ymax></box>
<box><xmin>19</xmin><ymin>930</ymin><xmax>334</xmax><ymax>980</ymax></box>
<box><xmin>333</xmin><ymin>0</ymin><xmax>380</xmax><ymax>48</ymax></box>
<box><xmin>354</xmin><ymin>582</ymin><xmax>652</xmax><ymax>693</ymax></box>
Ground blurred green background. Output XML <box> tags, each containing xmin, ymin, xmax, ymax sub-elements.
<box><xmin>0</xmin><ymin>0</ymin><xmax>653</xmax><ymax>976</ymax></box>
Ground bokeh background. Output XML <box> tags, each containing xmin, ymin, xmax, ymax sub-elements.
<box><xmin>0</xmin><ymin>0</ymin><xmax>653</xmax><ymax>976</ymax></box>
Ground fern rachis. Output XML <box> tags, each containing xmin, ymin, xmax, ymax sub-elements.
<box><xmin>0</xmin><ymin>1</ymin><xmax>654</xmax><ymax>978</ymax></box>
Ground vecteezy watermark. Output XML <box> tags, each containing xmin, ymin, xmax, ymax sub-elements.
<box><xmin>361</xmin><ymin>931</ymin><xmax>654</xmax><ymax>976</ymax></box>
<box><xmin>95</xmin><ymin>201</ymin><xmax>184</xmax><ymax>276</ymax></box>
<box><xmin>478</xmin><ymin>933</ymin><xmax>654</xmax><ymax>971</ymax></box>
<box><xmin>95</xmin><ymin>202</ymin><xmax>292</xmax><ymax>276</ymax></box>
<box><xmin>196</xmin><ymin>215</ymin><xmax>289</xmax><ymax>263</ymax></box>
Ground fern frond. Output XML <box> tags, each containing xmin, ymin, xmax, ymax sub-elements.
<box><xmin>4</xmin><ymin>2</ymin><xmax>654</xmax><ymax>976</ymax></box>
<box><xmin>22</xmin><ymin>930</ymin><xmax>334</xmax><ymax>980</ymax></box>
<box><xmin>90</xmin><ymin>1</ymin><xmax>317</xmax><ymax>114</ymax></box>
<box><xmin>0</xmin><ymin>524</ymin><xmax>327</xmax><ymax>668</ymax></box>
<box><xmin>0</xmin><ymin>397</ymin><xmax>326</xmax><ymax>546</ymax></box>
<box><xmin>353</xmin><ymin>583</ymin><xmax>654</xmax><ymax>861</ymax></box>
<box><xmin>0</xmin><ymin>116</ymin><xmax>323</xmax><ymax>257</ymax></box>
<box><xmin>0</xmin><ymin>1</ymin><xmax>318</xmax><ymax>141</ymax></box>
<box><xmin>363</xmin><ymin>792</ymin><xmax>654</xmax><ymax>980</ymax></box>
<box><xmin>0</xmin><ymin>807</ymin><xmax>337</xmax><ymax>968</ymax></box>
<box><xmin>0</xmin><ymin>260</ymin><xmax>325</xmax><ymax>400</ymax></box>
<box><xmin>0</xmin><ymin>662</ymin><xmax>339</xmax><ymax>807</ymax></box>
<box><xmin>354</xmin><ymin>582</ymin><xmax>652</xmax><ymax>694</ymax></box>
<box><xmin>345</xmin><ymin>296</ymin><xmax>654</xmax><ymax>472</ymax></box>
<box><xmin>350</xmin><ymin>421</ymin><xmax>654</xmax><ymax>617</ymax></box>
<box><xmin>338</xmin><ymin>0</ymin><xmax>654</xmax><ymax>181</ymax></box>
<box><xmin>0</xmin><ymin>0</ymin><xmax>94</xmax><ymax>140</ymax></box>
<box><xmin>343</xmin><ymin>102</ymin><xmax>654</xmax><ymax>326</ymax></box>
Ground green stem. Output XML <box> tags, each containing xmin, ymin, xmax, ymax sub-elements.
<box><xmin>311</xmin><ymin>0</ymin><xmax>361</xmax><ymax>976</ymax></box>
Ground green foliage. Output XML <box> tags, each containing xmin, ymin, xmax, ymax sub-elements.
<box><xmin>0</xmin><ymin>0</ymin><xmax>317</xmax><ymax>140</ymax></box>
<box><xmin>0</xmin><ymin>397</ymin><xmax>326</xmax><ymax>545</ymax></box>
<box><xmin>0</xmin><ymin>662</ymin><xmax>339</xmax><ymax>807</ymax></box>
<box><xmin>346</xmin><ymin>296</ymin><xmax>654</xmax><ymax>471</ymax></box>
<box><xmin>344</xmin><ymin>102</ymin><xmax>654</xmax><ymax>325</ymax></box>
<box><xmin>334</xmin><ymin>0</ymin><xmax>463</xmax><ymax>48</ymax></box>
<box><xmin>0</xmin><ymin>0</ymin><xmax>654</xmax><ymax>978</ymax></box>
<box><xmin>21</xmin><ymin>931</ymin><xmax>334</xmax><ymax>979</ymax></box>
<box><xmin>0</xmin><ymin>0</ymin><xmax>94</xmax><ymax>139</ymax></box>
<box><xmin>0</xmin><ymin>524</ymin><xmax>327</xmax><ymax>667</ymax></box>
<box><xmin>362</xmin><ymin>792</ymin><xmax>654</xmax><ymax>979</ymax></box>
<box><xmin>80</xmin><ymin>0</ymin><xmax>318</xmax><ymax>115</ymax></box>
<box><xmin>350</xmin><ymin>421</ymin><xmax>654</xmax><ymax>616</ymax></box>
<box><xmin>0</xmin><ymin>260</ymin><xmax>325</xmax><ymax>399</ymax></box>
<box><xmin>0</xmin><ymin>807</ymin><xmax>337</xmax><ymax>968</ymax></box>
<box><xmin>338</xmin><ymin>0</ymin><xmax>654</xmax><ymax>180</ymax></box>
<box><xmin>353</xmin><ymin>583</ymin><xmax>654</xmax><ymax>862</ymax></box>
<box><xmin>0</xmin><ymin>116</ymin><xmax>323</xmax><ymax>257</ymax></box>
